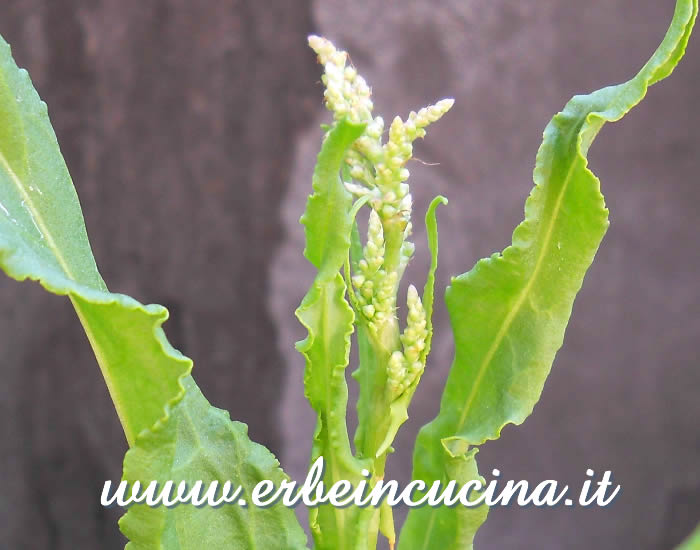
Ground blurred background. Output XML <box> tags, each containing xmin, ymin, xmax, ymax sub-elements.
<box><xmin>0</xmin><ymin>1</ymin><xmax>698</xmax><ymax>549</ymax></box>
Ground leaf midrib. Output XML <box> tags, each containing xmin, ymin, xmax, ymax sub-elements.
<box><xmin>0</xmin><ymin>134</ymin><xmax>75</xmax><ymax>280</ymax></box>
<box><xmin>452</xmin><ymin>153</ymin><xmax>579</xmax><ymax>439</ymax></box>
<box><xmin>415</xmin><ymin>132</ymin><xmax>581</xmax><ymax>550</ymax></box>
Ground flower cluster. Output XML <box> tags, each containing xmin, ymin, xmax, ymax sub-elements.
<box><xmin>387</xmin><ymin>285</ymin><xmax>428</xmax><ymax>397</ymax></box>
<box><xmin>350</xmin><ymin>101</ymin><xmax>453</xmax><ymax>225</ymax></box>
<box><xmin>351</xmin><ymin>210</ymin><xmax>398</xmax><ymax>333</ymax></box>
<box><xmin>308</xmin><ymin>35</ymin><xmax>373</xmax><ymax>125</ymax></box>
<box><xmin>309</xmin><ymin>35</ymin><xmax>449</xmax><ymax>398</ymax></box>
<box><xmin>308</xmin><ymin>35</ymin><xmax>453</xmax><ymax>225</ymax></box>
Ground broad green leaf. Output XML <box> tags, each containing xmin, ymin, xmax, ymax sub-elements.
<box><xmin>120</xmin><ymin>376</ymin><xmax>308</xmax><ymax>550</ymax></box>
<box><xmin>0</xmin><ymin>31</ymin><xmax>189</xmax><ymax>446</ymax></box>
<box><xmin>399</xmin><ymin>440</ymin><xmax>487</xmax><ymax>549</ymax></box>
<box><xmin>678</xmin><ymin>524</ymin><xmax>700</xmax><ymax>550</ymax></box>
<box><xmin>400</xmin><ymin>1</ymin><xmax>698</xmax><ymax>548</ymax></box>
<box><xmin>0</xmin><ymin>32</ymin><xmax>307</xmax><ymax>549</ymax></box>
<box><xmin>296</xmin><ymin>120</ymin><xmax>373</xmax><ymax>550</ymax></box>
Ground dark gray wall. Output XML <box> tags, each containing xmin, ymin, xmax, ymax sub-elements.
<box><xmin>0</xmin><ymin>1</ymin><xmax>698</xmax><ymax>549</ymax></box>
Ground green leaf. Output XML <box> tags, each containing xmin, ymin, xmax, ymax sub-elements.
<box><xmin>120</xmin><ymin>376</ymin><xmax>308</xmax><ymax>550</ymax></box>
<box><xmin>301</xmin><ymin>119</ymin><xmax>365</xmax><ymax>276</ymax></box>
<box><xmin>400</xmin><ymin>1</ymin><xmax>698</xmax><ymax>548</ymax></box>
<box><xmin>420</xmin><ymin>195</ymin><xmax>447</xmax><ymax>363</ymax></box>
<box><xmin>400</xmin><ymin>439</ymin><xmax>487</xmax><ymax>550</ymax></box>
<box><xmin>0</xmin><ymin>32</ymin><xmax>189</xmax><ymax>446</ymax></box>
<box><xmin>71</xmin><ymin>295</ymin><xmax>191</xmax><ymax>447</ymax></box>
<box><xmin>0</xmin><ymin>31</ymin><xmax>307</xmax><ymax>549</ymax></box>
<box><xmin>296</xmin><ymin>273</ymin><xmax>357</xmax><ymax>466</ymax></box>
<box><xmin>296</xmin><ymin>119</ymin><xmax>364</xmax><ymax>450</ymax></box>
<box><xmin>295</xmin><ymin>120</ymin><xmax>373</xmax><ymax>550</ymax></box>
<box><xmin>678</xmin><ymin>524</ymin><xmax>700</xmax><ymax>550</ymax></box>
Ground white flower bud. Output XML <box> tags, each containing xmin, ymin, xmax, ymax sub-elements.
<box><xmin>344</xmin><ymin>181</ymin><xmax>369</xmax><ymax>196</ymax></box>
<box><xmin>381</xmin><ymin>205</ymin><xmax>397</xmax><ymax>218</ymax></box>
<box><xmin>387</xmin><ymin>351</ymin><xmax>408</xmax><ymax>396</ymax></box>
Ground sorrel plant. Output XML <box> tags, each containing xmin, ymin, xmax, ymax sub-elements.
<box><xmin>0</xmin><ymin>1</ymin><xmax>697</xmax><ymax>548</ymax></box>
